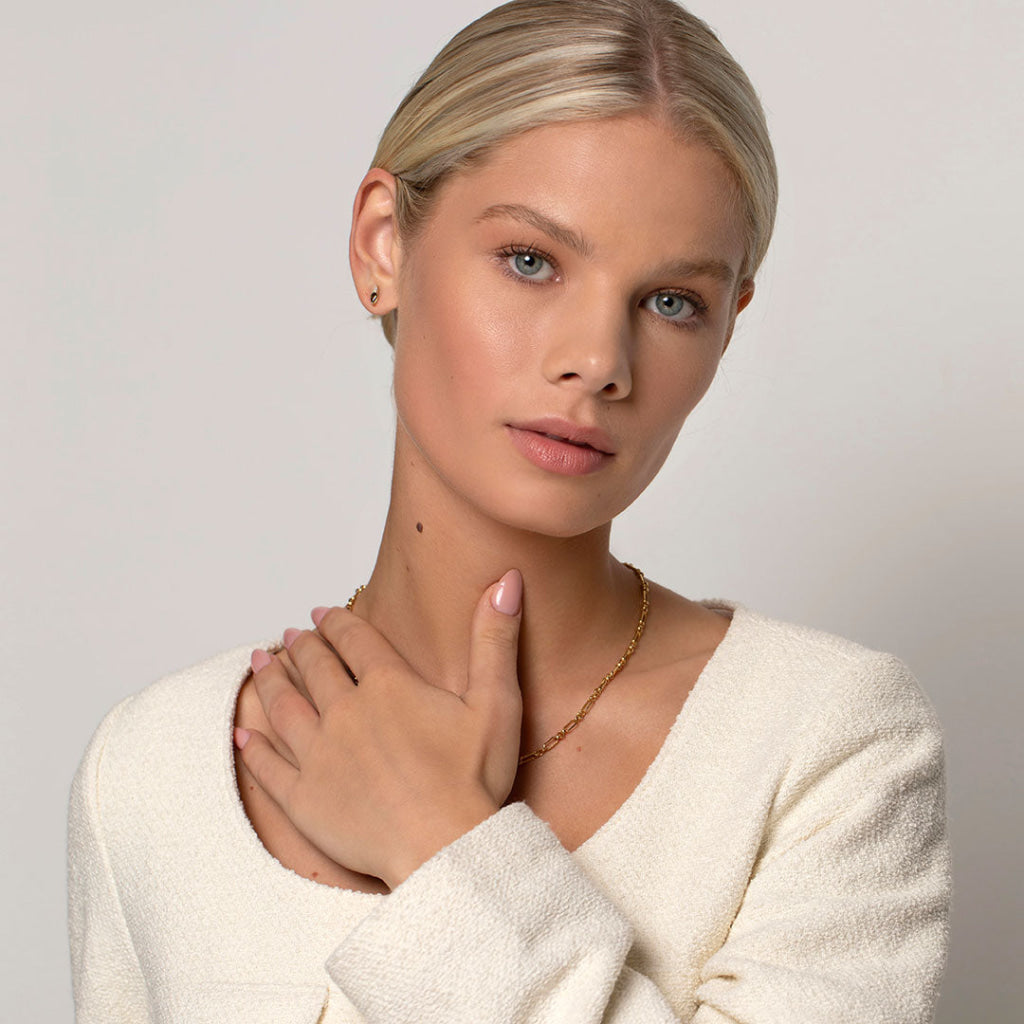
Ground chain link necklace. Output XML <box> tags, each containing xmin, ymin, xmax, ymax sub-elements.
<box><xmin>344</xmin><ymin>563</ymin><xmax>650</xmax><ymax>765</ymax></box>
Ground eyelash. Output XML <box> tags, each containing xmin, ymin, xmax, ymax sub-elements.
<box><xmin>644</xmin><ymin>289</ymin><xmax>710</xmax><ymax>330</ymax></box>
<box><xmin>495</xmin><ymin>243</ymin><xmax>559</xmax><ymax>285</ymax></box>
<box><xmin>493</xmin><ymin>243</ymin><xmax>710</xmax><ymax>330</ymax></box>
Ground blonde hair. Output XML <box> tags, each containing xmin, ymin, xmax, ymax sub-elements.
<box><xmin>371</xmin><ymin>0</ymin><xmax>777</xmax><ymax>344</ymax></box>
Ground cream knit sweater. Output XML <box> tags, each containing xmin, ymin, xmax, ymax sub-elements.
<box><xmin>68</xmin><ymin>604</ymin><xmax>951</xmax><ymax>1023</ymax></box>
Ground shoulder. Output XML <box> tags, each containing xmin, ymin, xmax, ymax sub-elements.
<box><xmin>685</xmin><ymin>601</ymin><xmax>945</xmax><ymax>805</ymax></box>
<box><xmin>71</xmin><ymin>641</ymin><xmax>272</xmax><ymax>819</ymax></box>
<box><xmin>703</xmin><ymin>604</ymin><xmax>946</xmax><ymax>822</ymax></box>
<box><xmin>711</xmin><ymin>601</ymin><xmax>941</xmax><ymax>734</ymax></box>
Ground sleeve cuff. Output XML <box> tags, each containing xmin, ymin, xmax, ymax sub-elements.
<box><xmin>326</xmin><ymin>802</ymin><xmax>632</xmax><ymax>1023</ymax></box>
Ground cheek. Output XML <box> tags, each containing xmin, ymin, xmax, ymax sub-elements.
<box><xmin>391</xmin><ymin>277</ymin><xmax>521</xmax><ymax>447</ymax></box>
<box><xmin>642</xmin><ymin>340</ymin><xmax>723</xmax><ymax>425</ymax></box>
<box><xmin>687</xmin><ymin>350</ymin><xmax>724</xmax><ymax>410</ymax></box>
<box><xmin>628</xmin><ymin>343</ymin><xmax>724</xmax><ymax>477</ymax></box>
<box><xmin>396</xmin><ymin>255</ymin><xmax>529</xmax><ymax>391</ymax></box>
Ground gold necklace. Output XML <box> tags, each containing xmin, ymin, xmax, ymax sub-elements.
<box><xmin>344</xmin><ymin>563</ymin><xmax>650</xmax><ymax>765</ymax></box>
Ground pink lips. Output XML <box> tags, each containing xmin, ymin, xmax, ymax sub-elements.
<box><xmin>506</xmin><ymin>417</ymin><xmax>616</xmax><ymax>476</ymax></box>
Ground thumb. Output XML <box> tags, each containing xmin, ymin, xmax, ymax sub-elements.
<box><xmin>464</xmin><ymin>569</ymin><xmax>523</xmax><ymax>713</ymax></box>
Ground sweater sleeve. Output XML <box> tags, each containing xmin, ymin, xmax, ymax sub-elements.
<box><xmin>67</xmin><ymin>703</ymin><xmax>153</xmax><ymax>1023</ymax></box>
<box><xmin>691</xmin><ymin>653</ymin><xmax>951</xmax><ymax>1023</ymax></box>
<box><xmin>325</xmin><ymin>653</ymin><xmax>949</xmax><ymax>1024</ymax></box>
<box><xmin>326</xmin><ymin>802</ymin><xmax>676</xmax><ymax>1022</ymax></box>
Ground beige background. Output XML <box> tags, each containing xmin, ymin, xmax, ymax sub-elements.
<box><xmin>3</xmin><ymin>0</ymin><xmax>1021</xmax><ymax>1018</ymax></box>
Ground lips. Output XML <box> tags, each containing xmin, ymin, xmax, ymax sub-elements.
<box><xmin>539</xmin><ymin>431</ymin><xmax>597</xmax><ymax>450</ymax></box>
<box><xmin>508</xmin><ymin>417</ymin><xmax>616</xmax><ymax>456</ymax></box>
<box><xmin>505</xmin><ymin>417</ymin><xmax>616</xmax><ymax>477</ymax></box>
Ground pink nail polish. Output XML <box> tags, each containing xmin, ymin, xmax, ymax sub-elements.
<box><xmin>311</xmin><ymin>606</ymin><xmax>328</xmax><ymax>627</ymax></box>
<box><xmin>491</xmin><ymin>569</ymin><xmax>523</xmax><ymax>616</ymax></box>
<box><xmin>250</xmin><ymin>649</ymin><xmax>272</xmax><ymax>672</ymax></box>
<box><xmin>234</xmin><ymin>727</ymin><xmax>251</xmax><ymax>749</ymax></box>
<box><xmin>282</xmin><ymin>627</ymin><xmax>301</xmax><ymax>649</ymax></box>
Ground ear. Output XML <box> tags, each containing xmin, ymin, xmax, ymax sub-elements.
<box><xmin>721</xmin><ymin>277</ymin><xmax>755</xmax><ymax>356</ymax></box>
<box><xmin>349</xmin><ymin>169</ymin><xmax>401</xmax><ymax>314</ymax></box>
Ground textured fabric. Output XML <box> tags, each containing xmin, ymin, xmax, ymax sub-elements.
<box><xmin>67</xmin><ymin>604</ymin><xmax>951</xmax><ymax>1022</ymax></box>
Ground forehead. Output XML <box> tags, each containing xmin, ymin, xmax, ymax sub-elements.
<box><xmin>424</xmin><ymin>114</ymin><xmax>747</xmax><ymax>274</ymax></box>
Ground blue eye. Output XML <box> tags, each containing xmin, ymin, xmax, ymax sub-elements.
<box><xmin>644</xmin><ymin>291</ymin><xmax>699</xmax><ymax>323</ymax></box>
<box><xmin>507</xmin><ymin>250</ymin><xmax>555</xmax><ymax>280</ymax></box>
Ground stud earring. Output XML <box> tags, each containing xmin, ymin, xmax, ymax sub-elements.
<box><xmin>369</xmin><ymin>286</ymin><xmax>379</xmax><ymax>306</ymax></box>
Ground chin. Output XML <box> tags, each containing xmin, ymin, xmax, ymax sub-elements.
<box><xmin>479</xmin><ymin>489</ymin><xmax>626</xmax><ymax>540</ymax></box>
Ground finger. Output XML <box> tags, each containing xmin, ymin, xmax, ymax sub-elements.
<box><xmin>310</xmin><ymin>609</ymin><xmax>360</xmax><ymax>684</ymax></box>
<box><xmin>244</xmin><ymin>652</ymin><xmax>299</xmax><ymax>768</ymax></box>
<box><xmin>234</xmin><ymin>727</ymin><xmax>300</xmax><ymax>811</ymax></box>
<box><xmin>251</xmin><ymin>650</ymin><xmax>320</xmax><ymax>755</ymax></box>
<box><xmin>276</xmin><ymin>648</ymin><xmax>316</xmax><ymax>709</ymax></box>
<box><xmin>309</xmin><ymin>607</ymin><xmax>411</xmax><ymax>696</ymax></box>
<box><xmin>465</xmin><ymin>569</ymin><xmax>523</xmax><ymax>716</ymax></box>
<box><xmin>284</xmin><ymin>627</ymin><xmax>363</xmax><ymax>711</ymax></box>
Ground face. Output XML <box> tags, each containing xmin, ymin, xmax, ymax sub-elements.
<box><xmin>382</xmin><ymin>114</ymin><xmax>751</xmax><ymax>538</ymax></box>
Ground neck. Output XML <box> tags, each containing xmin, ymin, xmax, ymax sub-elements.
<box><xmin>352</xmin><ymin>429</ymin><xmax>642</xmax><ymax>708</ymax></box>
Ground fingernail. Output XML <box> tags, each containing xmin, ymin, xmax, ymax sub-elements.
<box><xmin>282</xmin><ymin>627</ymin><xmax>301</xmax><ymax>649</ymax></box>
<box><xmin>234</xmin><ymin>727</ymin><xmax>251</xmax><ymax>749</ymax></box>
<box><xmin>311</xmin><ymin>606</ymin><xmax>329</xmax><ymax>627</ymax></box>
<box><xmin>491</xmin><ymin>569</ymin><xmax>522</xmax><ymax>616</ymax></box>
<box><xmin>250</xmin><ymin>649</ymin><xmax>272</xmax><ymax>672</ymax></box>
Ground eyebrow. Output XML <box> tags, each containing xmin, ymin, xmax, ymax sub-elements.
<box><xmin>475</xmin><ymin>203</ymin><xmax>594</xmax><ymax>259</ymax></box>
<box><xmin>476</xmin><ymin>202</ymin><xmax>737</xmax><ymax>286</ymax></box>
<box><xmin>654</xmin><ymin>256</ymin><xmax>737</xmax><ymax>286</ymax></box>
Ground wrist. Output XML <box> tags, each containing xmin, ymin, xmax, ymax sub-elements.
<box><xmin>384</xmin><ymin>791</ymin><xmax>499</xmax><ymax>890</ymax></box>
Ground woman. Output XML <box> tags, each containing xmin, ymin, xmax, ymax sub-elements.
<box><xmin>67</xmin><ymin>1</ymin><xmax>950</xmax><ymax>1020</ymax></box>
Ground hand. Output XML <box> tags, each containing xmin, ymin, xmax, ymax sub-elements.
<box><xmin>235</xmin><ymin>570</ymin><xmax>524</xmax><ymax>889</ymax></box>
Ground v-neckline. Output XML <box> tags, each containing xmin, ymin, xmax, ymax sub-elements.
<box><xmin>220</xmin><ymin>601</ymin><xmax>743</xmax><ymax>896</ymax></box>
<box><xmin>570</xmin><ymin>600</ymin><xmax>740</xmax><ymax>857</ymax></box>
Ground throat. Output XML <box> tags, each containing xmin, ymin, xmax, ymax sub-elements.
<box><xmin>356</xmin><ymin>515</ymin><xmax>631</xmax><ymax>701</ymax></box>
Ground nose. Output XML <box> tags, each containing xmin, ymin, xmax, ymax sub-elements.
<box><xmin>541</xmin><ymin>300</ymin><xmax>633</xmax><ymax>399</ymax></box>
